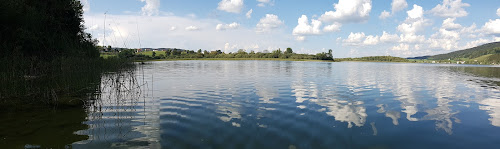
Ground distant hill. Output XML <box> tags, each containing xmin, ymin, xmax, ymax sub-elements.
<box><xmin>429</xmin><ymin>42</ymin><xmax>500</xmax><ymax>60</ymax></box>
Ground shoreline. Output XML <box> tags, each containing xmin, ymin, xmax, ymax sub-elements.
<box><xmin>134</xmin><ymin>58</ymin><xmax>500</xmax><ymax>66</ymax></box>
<box><xmin>135</xmin><ymin>58</ymin><xmax>337</xmax><ymax>63</ymax></box>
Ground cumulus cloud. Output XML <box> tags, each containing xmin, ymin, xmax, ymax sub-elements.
<box><xmin>427</xmin><ymin>18</ymin><xmax>464</xmax><ymax>51</ymax></box>
<box><xmin>185</xmin><ymin>26</ymin><xmax>200</xmax><ymax>31</ymax></box>
<box><xmin>293</xmin><ymin>15</ymin><xmax>322</xmax><ymax>35</ymax></box>
<box><xmin>218</xmin><ymin>0</ymin><xmax>244</xmax><ymax>13</ymax></box>
<box><xmin>482</xmin><ymin>19</ymin><xmax>500</xmax><ymax>36</ymax></box>
<box><xmin>319</xmin><ymin>0</ymin><xmax>372</xmax><ymax>23</ymax></box>
<box><xmin>256</xmin><ymin>14</ymin><xmax>284</xmax><ymax>33</ymax></box>
<box><xmin>140</xmin><ymin>0</ymin><xmax>160</xmax><ymax>16</ymax></box>
<box><xmin>407</xmin><ymin>4</ymin><xmax>423</xmax><ymax>19</ymax></box>
<box><xmin>397</xmin><ymin>20</ymin><xmax>427</xmax><ymax>34</ymax></box>
<box><xmin>464</xmin><ymin>38</ymin><xmax>493</xmax><ymax>49</ymax></box>
<box><xmin>442</xmin><ymin>18</ymin><xmax>462</xmax><ymax>30</ymax></box>
<box><xmin>497</xmin><ymin>8</ymin><xmax>500</xmax><ymax>17</ymax></box>
<box><xmin>397</xmin><ymin>5</ymin><xmax>429</xmax><ymax>35</ymax></box>
<box><xmin>380</xmin><ymin>31</ymin><xmax>400</xmax><ymax>43</ymax></box>
<box><xmin>363</xmin><ymin>35</ymin><xmax>379</xmax><ymax>45</ymax></box>
<box><xmin>392</xmin><ymin>43</ymin><xmax>410</xmax><ymax>51</ymax></box>
<box><xmin>216</xmin><ymin>22</ymin><xmax>240</xmax><ymax>31</ymax></box>
<box><xmin>246</xmin><ymin>9</ymin><xmax>253</xmax><ymax>19</ymax></box>
<box><xmin>379</xmin><ymin>11</ymin><xmax>391</xmax><ymax>19</ymax></box>
<box><xmin>379</xmin><ymin>0</ymin><xmax>407</xmax><ymax>19</ymax></box>
<box><xmin>323</xmin><ymin>23</ymin><xmax>342</xmax><ymax>32</ymax></box>
<box><xmin>170</xmin><ymin>26</ymin><xmax>177</xmax><ymax>31</ymax></box>
<box><xmin>343</xmin><ymin>32</ymin><xmax>366</xmax><ymax>45</ymax></box>
<box><xmin>400</xmin><ymin>34</ymin><xmax>426</xmax><ymax>43</ymax></box>
<box><xmin>430</xmin><ymin>0</ymin><xmax>470</xmax><ymax>18</ymax></box>
<box><xmin>392</xmin><ymin>0</ymin><xmax>408</xmax><ymax>13</ymax></box>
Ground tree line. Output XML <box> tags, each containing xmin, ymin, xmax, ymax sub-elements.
<box><xmin>337</xmin><ymin>56</ymin><xmax>409</xmax><ymax>62</ymax></box>
<box><xmin>118</xmin><ymin>48</ymin><xmax>334</xmax><ymax>61</ymax></box>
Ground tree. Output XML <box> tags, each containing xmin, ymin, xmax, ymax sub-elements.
<box><xmin>118</xmin><ymin>49</ymin><xmax>135</xmax><ymax>59</ymax></box>
<box><xmin>152</xmin><ymin>51</ymin><xmax>156</xmax><ymax>57</ymax></box>
<box><xmin>237</xmin><ymin>49</ymin><xmax>247</xmax><ymax>54</ymax></box>
<box><xmin>197</xmin><ymin>49</ymin><xmax>202</xmax><ymax>54</ymax></box>
<box><xmin>285</xmin><ymin>47</ymin><xmax>293</xmax><ymax>54</ymax></box>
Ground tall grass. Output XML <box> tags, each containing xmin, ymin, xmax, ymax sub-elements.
<box><xmin>0</xmin><ymin>56</ymin><xmax>134</xmax><ymax>108</ymax></box>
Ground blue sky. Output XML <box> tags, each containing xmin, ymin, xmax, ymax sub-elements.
<box><xmin>81</xmin><ymin>0</ymin><xmax>500</xmax><ymax>57</ymax></box>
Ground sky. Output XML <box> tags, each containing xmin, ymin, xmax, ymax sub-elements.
<box><xmin>81</xmin><ymin>0</ymin><xmax>500</xmax><ymax>58</ymax></box>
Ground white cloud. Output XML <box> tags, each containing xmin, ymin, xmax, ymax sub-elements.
<box><xmin>216</xmin><ymin>22</ymin><xmax>240</xmax><ymax>31</ymax></box>
<box><xmin>343</xmin><ymin>32</ymin><xmax>366</xmax><ymax>45</ymax></box>
<box><xmin>464</xmin><ymin>38</ymin><xmax>492</xmax><ymax>49</ymax></box>
<box><xmin>379</xmin><ymin>10</ymin><xmax>391</xmax><ymax>19</ymax></box>
<box><xmin>170</xmin><ymin>26</ymin><xmax>177</xmax><ymax>31</ymax></box>
<box><xmin>400</xmin><ymin>34</ymin><xmax>426</xmax><ymax>43</ymax></box>
<box><xmin>246</xmin><ymin>9</ymin><xmax>253</xmax><ymax>19</ymax></box>
<box><xmin>256</xmin><ymin>14</ymin><xmax>284</xmax><ymax>33</ymax></box>
<box><xmin>319</xmin><ymin>0</ymin><xmax>372</xmax><ymax>23</ymax></box>
<box><xmin>323</xmin><ymin>23</ymin><xmax>342</xmax><ymax>32</ymax></box>
<box><xmin>442</xmin><ymin>18</ymin><xmax>462</xmax><ymax>30</ymax></box>
<box><xmin>218</xmin><ymin>0</ymin><xmax>244</xmax><ymax>13</ymax></box>
<box><xmin>392</xmin><ymin>0</ymin><xmax>408</xmax><ymax>13</ymax></box>
<box><xmin>497</xmin><ymin>8</ymin><xmax>500</xmax><ymax>17</ymax></box>
<box><xmin>397</xmin><ymin>5</ymin><xmax>429</xmax><ymax>35</ymax></box>
<box><xmin>380</xmin><ymin>31</ymin><xmax>400</xmax><ymax>43</ymax></box>
<box><xmin>257</xmin><ymin>0</ymin><xmax>273</xmax><ymax>7</ymax></box>
<box><xmin>363</xmin><ymin>35</ymin><xmax>379</xmax><ymax>45</ymax></box>
<box><xmin>140</xmin><ymin>0</ymin><xmax>160</xmax><ymax>16</ymax></box>
<box><xmin>407</xmin><ymin>4</ymin><xmax>423</xmax><ymax>19</ymax></box>
<box><xmin>224</xmin><ymin>43</ymin><xmax>239</xmax><ymax>53</ymax></box>
<box><xmin>461</xmin><ymin>23</ymin><xmax>478</xmax><ymax>38</ymax></box>
<box><xmin>185</xmin><ymin>26</ymin><xmax>200</xmax><ymax>31</ymax></box>
<box><xmin>397</xmin><ymin>19</ymin><xmax>428</xmax><ymax>34</ymax></box>
<box><xmin>392</xmin><ymin>43</ymin><xmax>409</xmax><ymax>51</ymax></box>
<box><xmin>430</xmin><ymin>0</ymin><xmax>470</xmax><ymax>18</ymax></box>
<box><xmin>293</xmin><ymin>15</ymin><xmax>322</xmax><ymax>35</ymax></box>
<box><xmin>482</xmin><ymin>19</ymin><xmax>500</xmax><ymax>36</ymax></box>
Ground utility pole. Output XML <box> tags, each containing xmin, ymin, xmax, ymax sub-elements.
<box><xmin>104</xmin><ymin>11</ymin><xmax>107</xmax><ymax>50</ymax></box>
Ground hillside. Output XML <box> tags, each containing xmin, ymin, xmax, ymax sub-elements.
<box><xmin>429</xmin><ymin>42</ymin><xmax>500</xmax><ymax>60</ymax></box>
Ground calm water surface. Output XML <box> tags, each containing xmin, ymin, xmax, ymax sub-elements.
<box><xmin>4</xmin><ymin>61</ymin><xmax>500</xmax><ymax>149</ymax></box>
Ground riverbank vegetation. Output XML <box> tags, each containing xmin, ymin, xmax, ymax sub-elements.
<box><xmin>337</xmin><ymin>56</ymin><xmax>409</xmax><ymax>62</ymax></box>
<box><xmin>0</xmin><ymin>0</ymin><xmax>133</xmax><ymax>108</ymax></box>
<box><xmin>103</xmin><ymin>48</ymin><xmax>335</xmax><ymax>61</ymax></box>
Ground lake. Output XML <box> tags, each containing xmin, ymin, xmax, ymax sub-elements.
<box><xmin>2</xmin><ymin>61</ymin><xmax>500</xmax><ymax>148</ymax></box>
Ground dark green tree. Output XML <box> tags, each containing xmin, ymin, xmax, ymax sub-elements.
<box><xmin>285</xmin><ymin>48</ymin><xmax>293</xmax><ymax>54</ymax></box>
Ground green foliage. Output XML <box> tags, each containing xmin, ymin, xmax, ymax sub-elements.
<box><xmin>0</xmin><ymin>0</ymin><xmax>133</xmax><ymax>105</ymax></box>
<box><xmin>118</xmin><ymin>49</ymin><xmax>136</xmax><ymax>59</ymax></box>
<box><xmin>0</xmin><ymin>0</ymin><xmax>99</xmax><ymax>60</ymax></box>
<box><xmin>338</xmin><ymin>56</ymin><xmax>409</xmax><ymax>62</ymax></box>
<box><xmin>129</xmin><ymin>48</ymin><xmax>336</xmax><ymax>61</ymax></box>
<box><xmin>285</xmin><ymin>48</ymin><xmax>293</xmax><ymax>54</ymax></box>
<box><xmin>430</xmin><ymin>42</ymin><xmax>500</xmax><ymax>60</ymax></box>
